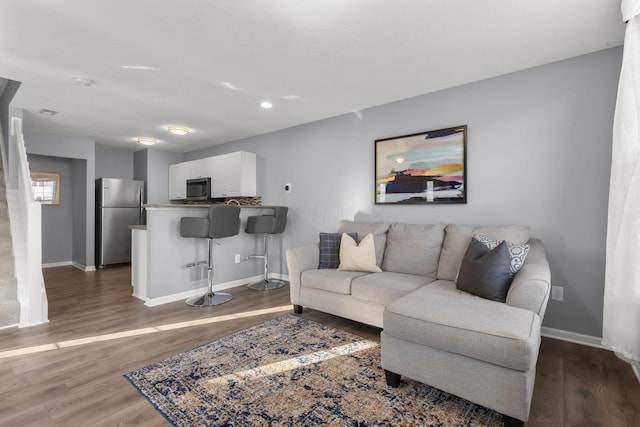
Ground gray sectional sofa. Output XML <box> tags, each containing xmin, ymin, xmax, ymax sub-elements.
<box><xmin>286</xmin><ymin>220</ymin><xmax>551</xmax><ymax>423</ymax></box>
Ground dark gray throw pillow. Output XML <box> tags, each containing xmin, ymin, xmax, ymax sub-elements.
<box><xmin>456</xmin><ymin>238</ymin><xmax>513</xmax><ymax>302</ymax></box>
<box><xmin>318</xmin><ymin>232</ymin><xmax>357</xmax><ymax>269</ymax></box>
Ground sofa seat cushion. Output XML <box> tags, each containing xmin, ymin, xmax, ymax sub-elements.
<box><xmin>351</xmin><ymin>272</ymin><xmax>435</xmax><ymax>305</ymax></box>
<box><xmin>383</xmin><ymin>283</ymin><xmax>541</xmax><ymax>371</ymax></box>
<box><xmin>301</xmin><ymin>269</ymin><xmax>369</xmax><ymax>294</ymax></box>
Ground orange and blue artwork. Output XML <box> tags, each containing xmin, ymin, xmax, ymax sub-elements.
<box><xmin>375</xmin><ymin>125</ymin><xmax>466</xmax><ymax>204</ymax></box>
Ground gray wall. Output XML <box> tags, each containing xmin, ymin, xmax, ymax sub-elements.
<box><xmin>95</xmin><ymin>143</ymin><xmax>133</xmax><ymax>179</ymax></box>
<box><xmin>23</xmin><ymin>130</ymin><xmax>96</xmax><ymax>269</ymax></box>
<box><xmin>133</xmin><ymin>150</ymin><xmax>148</xmax><ymax>203</ymax></box>
<box><xmin>27</xmin><ymin>155</ymin><xmax>74</xmax><ymax>264</ymax></box>
<box><xmin>144</xmin><ymin>148</ymin><xmax>183</xmax><ymax>204</ymax></box>
<box><xmin>184</xmin><ymin>47</ymin><xmax>622</xmax><ymax>338</ymax></box>
<box><xmin>72</xmin><ymin>158</ymin><xmax>88</xmax><ymax>267</ymax></box>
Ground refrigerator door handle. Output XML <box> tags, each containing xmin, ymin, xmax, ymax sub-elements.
<box><xmin>139</xmin><ymin>188</ymin><xmax>144</xmax><ymax>224</ymax></box>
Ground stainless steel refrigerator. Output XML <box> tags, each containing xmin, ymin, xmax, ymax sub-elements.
<box><xmin>95</xmin><ymin>178</ymin><xmax>144</xmax><ymax>268</ymax></box>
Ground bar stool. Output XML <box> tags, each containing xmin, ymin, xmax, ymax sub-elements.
<box><xmin>180</xmin><ymin>205</ymin><xmax>241</xmax><ymax>306</ymax></box>
<box><xmin>245</xmin><ymin>206</ymin><xmax>288</xmax><ymax>290</ymax></box>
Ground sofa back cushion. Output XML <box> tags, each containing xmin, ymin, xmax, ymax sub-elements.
<box><xmin>382</xmin><ymin>223</ymin><xmax>445</xmax><ymax>277</ymax></box>
<box><xmin>337</xmin><ymin>220</ymin><xmax>390</xmax><ymax>266</ymax></box>
<box><xmin>437</xmin><ymin>224</ymin><xmax>530</xmax><ymax>281</ymax></box>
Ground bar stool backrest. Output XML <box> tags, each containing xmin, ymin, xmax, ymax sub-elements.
<box><xmin>208</xmin><ymin>205</ymin><xmax>241</xmax><ymax>238</ymax></box>
<box><xmin>246</xmin><ymin>206</ymin><xmax>288</xmax><ymax>235</ymax></box>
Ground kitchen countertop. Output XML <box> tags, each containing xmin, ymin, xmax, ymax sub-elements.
<box><xmin>144</xmin><ymin>204</ymin><xmax>279</xmax><ymax>209</ymax></box>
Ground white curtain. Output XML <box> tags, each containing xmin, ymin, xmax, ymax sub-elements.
<box><xmin>603</xmin><ymin>0</ymin><xmax>640</xmax><ymax>364</ymax></box>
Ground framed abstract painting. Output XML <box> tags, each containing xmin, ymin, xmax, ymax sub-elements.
<box><xmin>375</xmin><ymin>125</ymin><xmax>467</xmax><ymax>204</ymax></box>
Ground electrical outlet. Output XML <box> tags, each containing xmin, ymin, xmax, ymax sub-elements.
<box><xmin>551</xmin><ymin>286</ymin><xmax>564</xmax><ymax>302</ymax></box>
<box><xmin>234</xmin><ymin>254</ymin><xmax>241</xmax><ymax>264</ymax></box>
<box><xmin>284</xmin><ymin>183</ymin><xmax>292</xmax><ymax>193</ymax></box>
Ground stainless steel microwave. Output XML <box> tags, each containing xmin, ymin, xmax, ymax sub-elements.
<box><xmin>186</xmin><ymin>177</ymin><xmax>211</xmax><ymax>200</ymax></box>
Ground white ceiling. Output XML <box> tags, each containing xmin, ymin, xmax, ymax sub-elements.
<box><xmin>0</xmin><ymin>0</ymin><xmax>625</xmax><ymax>153</ymax></box>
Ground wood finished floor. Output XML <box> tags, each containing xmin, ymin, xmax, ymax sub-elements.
<box><xmin>0</xmin><ymin>266</ymin><xmax>638</xmax><ymax>426</ymax></box>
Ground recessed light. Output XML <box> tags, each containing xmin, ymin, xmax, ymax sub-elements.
<box><xmin>137</xmin><ymin>137</ymin><xmax>158</xmax><ymax>146</ymax></box>
<box><xmin>260</xmin><ymin>101</ymin><xmax>273</xmax><ymax>109</ymax></box>
<box><xmin>167</xmin><ymin>126</ymin><xmax>190</xmax><ymax>136</ymax></box>
<box><xmin>38</xmin><ymin>108</ymin><xmax>58</xmax><ymax>116</ymax></box>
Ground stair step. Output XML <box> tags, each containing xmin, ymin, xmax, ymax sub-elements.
<box><xmin>0</xmin><ymin>163</ymin><xmax>20</xmax><ymax>328</ymax></box>
<box><xmin>0</xmin><ymin>277</ymin><xmax>17</xmax><ymax>299</ymax></box>
<box><xmin>0</xmin><ymin>239</ymin><xmax>11</xmax><ymax>257</ymax></box>
<box><xmin>0</xmin><ymin>299</ymin><xmax>20</xmax><ymax>327</ymax></box>
<box><xmin>0</xmin><ymin>256</ymin><xmax>14</xmax><ymax>277</ymax></box>
<box><xmin>0</xmin><ymin>217</ymin><xmax>11</xmax><ymax>236</ymax></box>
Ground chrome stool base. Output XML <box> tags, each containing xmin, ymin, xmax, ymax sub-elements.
<box><xmin>247</xmin><ymin>279</ymin><xmax>285</xmax><ymax>291</ymax></box>
<box><xmin>186</xmin><ymin>291</ymin><xmax>232</xmax><ymax>307</ymax></box>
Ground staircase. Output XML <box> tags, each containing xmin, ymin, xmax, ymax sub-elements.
<box><xmin>0</xmin><ymin>162</ymin><xmax>19</xmax><ymax>327</ymax></box>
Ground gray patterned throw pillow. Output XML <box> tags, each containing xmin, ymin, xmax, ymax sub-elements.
<box><xmin>473</xmin><ymin>234</ymin><xmax>530</xmax><ymax>275</ymax></box>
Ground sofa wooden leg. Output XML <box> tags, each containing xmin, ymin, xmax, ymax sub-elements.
<box><xmin>384</xmin><ymin>370</ymin><xmax>401</xmax><ymax>387</ymax></box>
<box><xmin>293</xmin><ymin>304</ymin><xmax>303</xmax><ymax>314</ymax></box>
<box><xmin>502</xmin><ymin>415</ymin><xmax>524</xmax><ymax>427</ymax></box>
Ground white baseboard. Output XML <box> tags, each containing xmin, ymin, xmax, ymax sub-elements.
<box><xmin>141</xmin><ymin>273</ymin><xmax>290</xmax><ymax>307</ymax></box>
<box><xmin>541</xmin><ymin>326</ymin><xmax>607</xmax><ymax>349</ymax></box>
<box><xmin>143</xmin><ymin>274</ymin><xmax>264</xmax><ymax>307</ymax></box>
<box><xmin>541</xmin><ymin>331</ymin><xmax>640</xmax><ymax>385</ymax></box>
<box><xmin>41</xmin><ymin>261</ymin><xmax>96</xmax><ymax>272</ymax></box>
<box><xmin>42</xmin><ymin>261</ymin><xmax>73</xmax><ymax>269</ymax></box>
<box><xmin>73</xmin><ymin>262</ymin><xmax>96</xmax><ymax>272</ymax></box>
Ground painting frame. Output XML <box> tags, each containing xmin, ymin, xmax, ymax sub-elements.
<box><xmin>375</xmin><ymin>125</ymin><xmax>467</xmax><ymax>205</ymax></box>
<box><xmin>30</xmin><ymin>171</ymin><xmax>61</xmax><ymax>205</ymax></box>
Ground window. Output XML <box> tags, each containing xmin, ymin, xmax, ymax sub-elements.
<box><xmin>30</xmin><ymin>171</ymin><xmax>60</xmax><ymax>205</ymax></box>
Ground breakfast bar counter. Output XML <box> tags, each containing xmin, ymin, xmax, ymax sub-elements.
<box><xmin>132</xmin><ymin>204</ymin><xmax>283</xmax><ymax>306</ymax></box>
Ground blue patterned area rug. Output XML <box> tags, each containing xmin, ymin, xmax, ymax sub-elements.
<box><xmin>125</xmin><ymin>314</ymin><xmax>504</xmax><ymax>426</ymax></box>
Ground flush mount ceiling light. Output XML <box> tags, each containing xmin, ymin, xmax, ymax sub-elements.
<box><xmin>137</xmin><ymin>137</ymin><xmax>158</xmax><ymax>146</ymax></box>
<box><xmin>38</xmin><ymin>108</ymin><xmax>58</xmax><ymax>116</ymax></box>
<box><xmin>167</xmin><ymin>125</ymin><xmax>190</xmax><ymax>136</ymax></box>
<box><xmin>260</xmin><ymin>101</ymin><xmax>273</xmax><ymax>109</ymax></box>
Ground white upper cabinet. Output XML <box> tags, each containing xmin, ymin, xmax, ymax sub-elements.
<box><xmin>168</xmin><ymin>151</ymin><xmax>256</xmax><ymax>200</ymax></box>
<box><xmin>187</xmin><ymin>158</ymin><xmax>212</xmax><ymax>179</ymax></box>
<box><xmin>211</xmin><ymin>152</ymin><xmax>256</xmax><ymax>198</ymax></box>
<box><xmin>168</xmin><ymin>163</ymin><xmax>189</xmax><ymax>200</ymax></box>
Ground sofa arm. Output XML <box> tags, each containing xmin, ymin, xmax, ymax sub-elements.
<box><xmin>506</xmin><ymin>238</ymin><xmax>551</xmax><ymax>319</ymax></box>
<box><xmin>286</xmin><ymin>243</ymin><xmax>319</xmax><ymax>305</ymax></box>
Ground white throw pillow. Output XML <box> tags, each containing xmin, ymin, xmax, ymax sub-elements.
<box><xmin>338</xmin><ymin>233</ymin><xmax>382</xmax><ymax>273</ymax></box>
